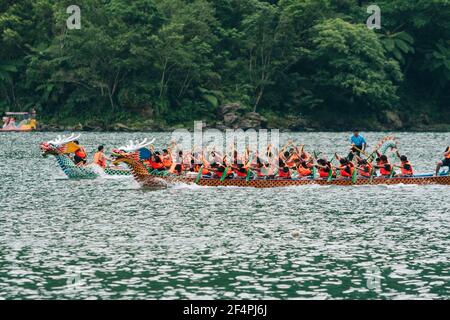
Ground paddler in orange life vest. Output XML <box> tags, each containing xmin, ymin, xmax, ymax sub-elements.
<box><xmin>374</xmin><ymin>155</ymin><xmax>394</xmax><ymax>177</ymax></box>
<box><xmin>93</xmin><ymin>145</ymin><xmax>111</xmax><ymax>168</ymax></box>
<box><xmin>394</xmin><ymin>151</ymin><xmax>414</xmax><ymax>176</ymax></box>
<box><xmin>150</xmin><ymin>151</ymin><xmax>166</xmax><ymax>171</ymax></box>
<box><xmin>73</xmin><ymin>140</ymin><xmax>87</xmax><ymax>166</ymax></box>
<box><xmin>162</xmin><ymin>149</ymin><xmax>173</xmax><ymax>169</ymax></box>
<box><xmin>435</xmin><ymin>146</ymin><xmax>450</xmax><ymax>176</ymax></box>
<box><xmin>295</xmin><ymin>158</ymin><xmax>313</xmax><ymax>177</ymax></box>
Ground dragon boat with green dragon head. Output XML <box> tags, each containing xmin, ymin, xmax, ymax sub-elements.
<box><xmin>40</xmin><ymin>134</ymin><xmax>131</xmax><ymax>179</ymax></box>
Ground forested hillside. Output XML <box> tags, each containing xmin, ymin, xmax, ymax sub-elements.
<box><xmin>1</xmin><ymin>0</ymin><xmax>449</xmax><ymax>130</ymax></box>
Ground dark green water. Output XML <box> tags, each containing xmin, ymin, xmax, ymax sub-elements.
<box><xmin>1</xmin><ymin>132</ymin><xmax>449</xmax><ymax>299</ymax></box>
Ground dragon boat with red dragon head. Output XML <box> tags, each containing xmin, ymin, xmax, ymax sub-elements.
<box><xmin>110</xmin><ymin>137</ymin><xmax>450</xmax><ymax>189</ymax></box>
<box><xmin>40</xmin><ymin>134</ymin><xmax>132</xmax><ymax>179</ymax></box>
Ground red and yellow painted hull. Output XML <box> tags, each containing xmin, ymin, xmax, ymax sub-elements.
<box><xmin>143</xmin><ymin>174</ymin><xmax>450</xmax><ymax>188</ymax></box>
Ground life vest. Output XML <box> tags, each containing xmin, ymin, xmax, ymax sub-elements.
<box><xmin>446</xmin><ymin>147</ymin><xmax>450</xmax><ymax>159</ymax></box>
<box><xmin>340</xmin><ymin>164</ymin><xmax>354</xmax><ymax>178</ymax></box>
<box><xmin>400</xmin><ymin>161</ymin><xmax>413</xmax><ymax>175</ymax></box>
<box><xmin>194</xmin><ymin>164</ymin><xmax>209</xmax><ymax>175</ymax></box>
<box><xmin>318</xmin><ymin>164</ymin><xmax>334</xmax><ymax>178</ymax></box>
<box><xmin>359</xmin><ymin>164</ymin><xmax>372</xmax><ymax>177</ymax></box>
<box><xmin>297</xmin><ymin>165</ymin><xmax>312</xmax><ymax>176</ymax></box>
<box><xmin>162</xmin><ymin>155</ymin><xmax>172</xmax><ymax>168</ymax></box>
<box><xmin>380</xmin><ymin>163</ymin><xmax>393</xmax><ymax>176</ymax></box>
<box><xmin>215</xmin><ymin>167</ymin><xmax>231</xmax><ymax>178</ymax></box>
<box><xmin>93</xmin><ymin>151</ymin><xmax>106</xmax><ymax>168</ymax></box>
<box><xmin>75</xmin><ymin>147</ymin><xmax>87</xmax><ymax>159</ymax></box>
<box><xmin>151</xmin><ymin>157</ymin><xmax>165</xmax><ymax>170</ymax></box>
<box><xmin>278</xmin><ymin>168</ymin><xmax>291</xmax><ymax>178</ymax></box>
<box><xmin>286</xmin><ymin>154</ymin><xmax>299</xmax><ymax>167</ymax></box>
<box><xmin>235</xmin><ymin>167</ymin><xmax>248</xmax><ymax>178</ymax></box>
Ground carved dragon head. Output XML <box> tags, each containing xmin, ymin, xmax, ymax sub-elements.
<box><xmin>40</xmin><ymin>133</ymin><xmax>81</xmax><ymax>157</ymax></box>
<box><xmin>111</xmin><ymin>138</ymin><xmax>155</xmax><ymax>164</ymax></box>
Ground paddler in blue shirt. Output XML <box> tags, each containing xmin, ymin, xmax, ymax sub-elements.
<box><xmin>348</xmin><ymin>129</ymin><xmax>367</xmax><ymax>161</ymax></box>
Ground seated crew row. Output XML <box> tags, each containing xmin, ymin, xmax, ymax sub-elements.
<box><xmin>69</xmin><ymin>138</ymin><xmax>448</xmax><ymax>178</ymax></box>
<box><xmin>137</xmin><ymin>143</ymin><xmax>416</xmax><ymax>179</ymax></box>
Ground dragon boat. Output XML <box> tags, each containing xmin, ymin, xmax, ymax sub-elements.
<box><xmin>40</xmin><ymin>134</ymin><xmax>132</xmax><ymax>179</ymax></box>
<box><xmin>111</xmin><ymin>139</ymin><xmax>450</xmax><ymax>189</ymax></box>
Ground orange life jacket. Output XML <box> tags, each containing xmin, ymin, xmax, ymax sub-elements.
<box><xmin>446</xmin><ymin>147</ymin><xmax>450</xmax><ymax>159</ymax></box>
<box><xmin>151</xmin><ymin>158</ymin><xmax>164</xmax><ymax>170</ymax></box>
<box><xmin>194</xmin><ymin>164</ymin><xmax>209</xmax><ymax>175</ymax></box>
<box><xmin>75</xmin><ymin>147</ymin><xmax>87</xmax><ymax>159</ymax></box>
<box><xmin>400</xmin><ymin>161</ymin><xmax>413</xmax><ymax>175</ymax></box>
<box><xmin>162</xmin><ymin>155</ymin><xmax>172</xmax><ymax>168</ymax></box>
<box><xmin>380</xmin><ymin>162</ymin><xmax>393</xmax><ymax>176</ymax></box>
<box><xmin>297</xmin><ymin>165</ymin><xmax>312</xmax><ymax>176</ymax></box>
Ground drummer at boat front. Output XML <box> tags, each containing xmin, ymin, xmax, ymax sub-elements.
<box><xmin>348</xmin><ymin>129</ymin><xmax>366</xmax><ymax>161</ymax></box>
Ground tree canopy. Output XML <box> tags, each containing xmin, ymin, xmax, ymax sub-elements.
<box><xmin>1</xmin><ymin>0</ymin><xmax>449</xmax><ymax>129</ymax></box>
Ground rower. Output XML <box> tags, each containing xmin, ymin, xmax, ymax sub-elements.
<box><xmin>73</xmin><ymin>140</ymin><xmax>87</xmax><ymax>166</ymax></box>
<box><xmin>162</xmin><ymin>149</ymin><xmax>173</xmax><ymax>169</ymax></box>
<box><xmin>93</xmin><ymin>145</ymin><xmax>111</xmax><ymax>168</ymax></box>
<box><xmin>295</xmin><ymin>159</ymin><xmax>312</xmax><ymax>177</ymax></box>
<box><xmin>277</xmin><ymin>160</ymin><xmax>291</xmax><ymax>179</ymax></box>
<box><xmin>435</xmin><ymin>146</ymin><xmax>450</xmax><ymax>176</ymax></box>
<box><xmin>234</xmin><ymin>164</ymin><xmax>248</xmax><ymax>178</ymax></box>
<box><xmin>356</xmin><ymin>158</ymin><xmax>372</xmax><ymax>178</ymax></box>
<box><xmin>395</xmin><ymin>151</ymin><xmax>414</xmax><ymax>176</ymax></box>
<box><xmin>374</xmin><ymin>155</ymin><xmax>394</xmax><ymax>177</ymax></box>
<box><xmin>316</xmin><ymin>159</ymin><xmax>334</xmax><ymax>178</ymax></box>
<box><xmin>348</xmin><ymin>129</ymin><xmax>367</xmax><ymax>161</ymax></box>
<box><xmin>150</xmin><ymin>152</ymin><xmax>165</xmax><ymax>171</ymax></box>
<box><xmin>336</xmin><ymin>158</ymin><xmax>354</xmax><ymax>178</ymax></box>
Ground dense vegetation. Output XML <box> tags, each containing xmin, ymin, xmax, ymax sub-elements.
<box><xmin>1</xmin><ymin>0</ymin><xmax>449</xmax><ymax>130</ymax></box>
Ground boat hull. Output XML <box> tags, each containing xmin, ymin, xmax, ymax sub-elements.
<box><xmin>146</xmin><ymin>174</ymin><xmax>450</xmax><ymax>188</ymax></box>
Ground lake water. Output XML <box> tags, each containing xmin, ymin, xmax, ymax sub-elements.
<box><xmin>1</xmin><ymin>131</ymin><xmax>449</xmax><ymax>299</ymax></box>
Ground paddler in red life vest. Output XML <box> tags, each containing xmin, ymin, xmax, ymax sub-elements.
<box><xmin>73</xmin><ymin>140</ymin><xmax>87</xmax><ymax>166</ymax></box>
<box><xmin>356</xmin><ymin>158</ymin><xmax>372</xmax><ymax>178</ymax></box>
<box><xmin>93</xmin><ymin>145</ymin><xmax>111</xmax><ymax>168</ymax></box>
<box><xmin>374</xmin><ymin>155</ymin><xmax>394</xmax><ymax>177</ymax></box>
<box><xmin>315</xmin><ymin>159</ymin><xmax>335</xmax><ymax>178</ymax></box>
<box><xmin>277</xmin><ymin>159</ymin><xmax>291</xmax><ymax>179</ymax></box>
<box><xmin>435</xmin><ymin>146</ymin><xmax>450</xmax><ymax>176</ymax></box>
<box><xmin>336</xmin><ymin>158</ymin><xmax>355</xmax><ymax>178</ymax></box>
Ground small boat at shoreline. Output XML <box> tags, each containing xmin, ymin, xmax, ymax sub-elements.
<box><xmin>1</xmin><ymin>112</ymin><xmax>37</xmax><ymax>132</ymax></box>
